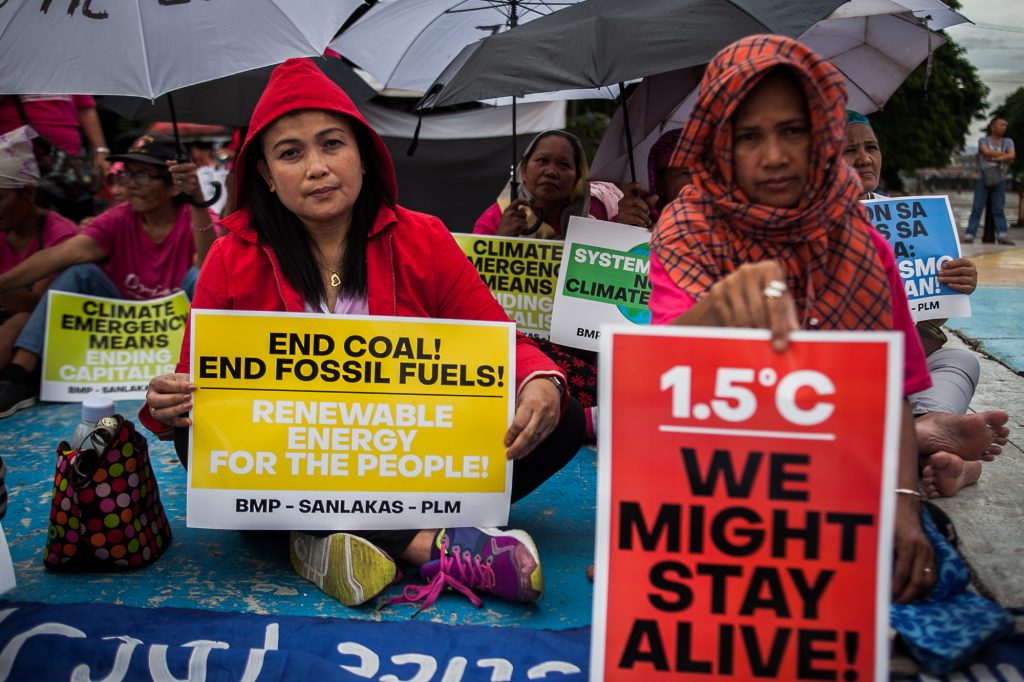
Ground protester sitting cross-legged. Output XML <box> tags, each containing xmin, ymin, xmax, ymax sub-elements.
<box><xmin>844</xmin><ymin>112</ymin><xmax>1010</xmax><ymax>499</ymax></box>
<box><xmin>647</xmin><ymin>34</ymin><xmax>953</xmax><ymax>603</ymax></box>
<box><xmin>141</xmin><ymin>58</ymin><xmax>586</xmax><ymax>612</ymax></box>
<box><xmin>0</xmin><ymin>132</ymin><xmax>214</xmax><ymax>418</ymax></box>
<box><xmin>0</xmin><ymin>126</ymin><xmax>79</xmax><ymax>384</ymax></box>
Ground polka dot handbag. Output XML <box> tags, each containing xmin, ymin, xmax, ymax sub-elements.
<box><xmin>44</xmin><ymin>414</ymin><xmax>172</xmax><ymax>570</ymax></box>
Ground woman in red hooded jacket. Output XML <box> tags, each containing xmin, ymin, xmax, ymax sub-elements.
<box><xmin>141</xmin><ymin>58</ymin><xmax>585</xmax><ymax>612</ymax></box>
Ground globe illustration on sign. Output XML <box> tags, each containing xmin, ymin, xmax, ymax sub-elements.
<box><xmin>616</xmin><ymin>242</ymin><xmax>652</xmax><ymax>325</ymax></box>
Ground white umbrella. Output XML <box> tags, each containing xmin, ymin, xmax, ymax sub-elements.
<box><xmin>331</xmin><ymin>0</ymin><xmax>592</xmax><ymax>193</ymax></box>
<box><xmin>0</xmin><ymin>0</ymin><xmax>364</xmax><ymax>98</ymax></box>
<box><xmin>590</xmin><ymin>0</ymin><xmax>969</xmax><ymax>187</ymax></box>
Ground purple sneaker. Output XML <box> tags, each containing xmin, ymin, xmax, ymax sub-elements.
<box><xmin>389</xmin><ymin>527</ymin><xmax>543</xmax><ymax>613</ymax></box>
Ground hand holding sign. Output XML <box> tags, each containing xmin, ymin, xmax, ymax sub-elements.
<box><xmin>935</xmin><ymin>258</ymin><xmax>977</xmax><ymax>295</ymax></box>
<box><xmin>674</xmin><ymin>261</ymin><xmax>798</xmax><ymax>353</ymax></box>
<box><xmin>146</xmin><ymin>372</ymin><xmax>197</xmax><ymax>428</ymax></box>
<box><xmin>504</xmin><ymin>377</ymin><xmax>562</xmax><ymax>461</ymax></box>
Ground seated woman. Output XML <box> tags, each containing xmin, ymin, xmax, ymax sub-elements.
<box><xmin>143</xmin><ymin>58</ymin><xmax>585</xmax><ymax>612</ymax></box>
<box><xmin>0</xmin><ymin>126</ymin><xmax>78</xmax><ymax>386</ymax></box>
<box><xmin>0</xmin><ymin>132</ymin><xmax>214</xmax><ymax>418</ymax></box>
<box><xmin>474</xmin><ymin>130</ymin><xmax>620</xmax><ymax>421</ymax></box>
<box><xmin>843</xmin><ymin>112</ymin><xmax>1009</xmax><ymax>498</ymax></box>
<box><xmin>473</xmin><ymin>130</ymin><xmax>621</xmax><ymax>239</ymax></box>
<box><xmin>648</xmin><ymin>34</ymin><xmax>946</xmax><ymax>603</ymax></box>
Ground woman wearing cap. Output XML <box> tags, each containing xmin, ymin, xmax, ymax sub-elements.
<box><xmin>647</xmin><ymin>34</ymin><xmax>944</xmax><ymax>602</ymax></box>
<box><xmin>141</xmin><ymin>58</ymin><xmax>585</xmax><ymax>613</ymax></box>
<box><xmin>0</xmin><ymin>126</ymin><xmax>79</xmax><ymax>377</ymax></box>
<box><xmin>844</xmin><ymin>112</ymin><xmax>1009</xmax><ymax>498</ymax></box>
<box><xmin>0</xmin><ymin>132</ymin><xmax>213</xmax><ymax>418</ymax></box>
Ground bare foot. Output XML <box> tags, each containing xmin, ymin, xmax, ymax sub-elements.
<box><xmin>586</xmin><ymin>564</ymin><xmax>594</xmax><ymax>581</ymax></box>
<box><xmin>915</xmin><ymin>411</ymin><xmax>1010</xmax><ymax>461</ymax></box>
<box><xmin>922</xmin><ymin>452</ymin><xmax>983</xmax><ymax>498</ymax></box>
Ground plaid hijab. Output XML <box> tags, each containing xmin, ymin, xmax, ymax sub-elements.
<box><xmin>650</xmin><ymin>35</ymin><xmax>892</xmax><ymax>331</ymax></box>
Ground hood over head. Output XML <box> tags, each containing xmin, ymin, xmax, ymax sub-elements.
<box><xmin>651</xmin><ymin>35</ymin><xmax>893</xmax><ymax>333</ymax></box>
<box><xmin>670</xmin><ymin>33</ymin><xmax>862</xmax><ymax>239</ymax></box>
<box><xmin>235</xmin><ymin>57</ymin><xmax>397</xmax><ymax>208</ymax></box>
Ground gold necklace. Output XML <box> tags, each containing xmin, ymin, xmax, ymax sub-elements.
<box><xmin>315</xmin><ymin>245</ymin><xmax>342</xmax><ymax>287</ymax></box>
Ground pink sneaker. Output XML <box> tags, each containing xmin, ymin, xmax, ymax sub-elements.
<box><xmin>389</xmin><ymin>527</ymin><xmax>543</xmax><ymax>613</ymax></box>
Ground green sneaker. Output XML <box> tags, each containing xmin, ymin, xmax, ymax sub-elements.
<box><xmin>290</xmin><ymin>531</ymin><xmax>398</xmax><ymax>606</ymax></box>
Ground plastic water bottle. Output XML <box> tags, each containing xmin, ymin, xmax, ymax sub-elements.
<box><xmin>69</xmin><ymin>395</ymin><xmax>116</xmax><ymax>451</ymax></box>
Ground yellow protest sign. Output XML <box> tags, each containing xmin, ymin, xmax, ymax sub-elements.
<box><xmin>455</xmin><ymin>234</ymin><xmax>562</xmax><ymax>338</ymax></box>
<box><xmin>41</xmin><ymin>291</ymin><xmax>189</xmax><ymax>401</ymax></box>
<box><xmin>187</xmin><ymin>311</ymin><xmax>515</xmax><ymax>531</ymax></box>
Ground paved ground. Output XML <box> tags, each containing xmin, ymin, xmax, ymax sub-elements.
<box><xmin>930</xmin><ymin>191</ymin><xmax>1024</xmax><ymax>620</ymax></box>
<box><xmin>0</xmin><ymin>189</ymin><xmax>1021</xmax><ymax>676</ymax></box>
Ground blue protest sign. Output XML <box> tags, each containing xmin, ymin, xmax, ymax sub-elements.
<box><xmin>862</xmin><ymin>196</ymin><xmax>971</xmax><ymax>321</ymax></box>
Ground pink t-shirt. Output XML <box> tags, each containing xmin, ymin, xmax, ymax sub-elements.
<box><xmin>81</xmin><ymin>202</ymin><xmax>197</xmax><ymax>300</ymax></box>
<box><xmin>648</xmin><ymin>229</ymin><xmax>931</xmax><ymax>397</ymax></box>
<box><xmin>0</xmin><ymin>210</ymin><xmax>79</xmax><ymax>274</ymax></box>
<box><xmin>0</xmin><ymin>95</ymin><xmax>95</xmax><ymax>155</ymax></box>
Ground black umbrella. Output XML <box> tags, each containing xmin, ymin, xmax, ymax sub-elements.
<box><xmin>100</xmin><ymin>57</ymin><xmax>376</xmax><ymax>209</ymax></box>
<box><xmin>99</xmin><ymin>57</ymin><xmax>375</xmax><ymax>130</ymax></box>
<box><xmin>416</xmin><ymin>0</ymin><xmax>847</xmax><ymax>183</ymax></box>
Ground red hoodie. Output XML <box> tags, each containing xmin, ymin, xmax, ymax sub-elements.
<box><xmin>140</xmin><ymin>58</ymin><xmax>564</xmax><ymax>438</ymax></box>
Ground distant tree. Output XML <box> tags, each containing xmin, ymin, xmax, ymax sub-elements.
<box><xmin>867</xmin><ymin>38</ymin><xmax>988</xmax><ymax>192</ymax></box>
<box><xmin>992</xmin><ymin>87</ymin><xmax>1024</xmax><ymax>176</ymax></box>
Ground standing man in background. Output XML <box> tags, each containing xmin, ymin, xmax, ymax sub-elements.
<box><xmin>964</xmin><ymin>117</ymin><xmax>1015</xmax><ymax>245</ymax></box>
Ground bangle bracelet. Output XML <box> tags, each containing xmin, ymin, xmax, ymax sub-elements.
<box><xmin>192</xmin><ymin>223</ymin><xmax>215</xmax><ymax>232</ymax></box>
<box><xmin>895</xmin><ymin>488</ymin><xmax>923</xmax><ymax>499</ymax></box>
<box><xmin>95</xmin><ymin>146</ymin><xmax>110</xmax><ymax>154</ymax></box>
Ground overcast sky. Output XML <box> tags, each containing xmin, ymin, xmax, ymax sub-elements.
<box><xmin>946</xmin><ymin>0</ymin><xmax>1024</xmax><ymax>115</ymax></box>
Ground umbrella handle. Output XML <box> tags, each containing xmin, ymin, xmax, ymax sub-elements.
<box><xmin>182</xmin><ymin>181</ymin><xmax>223</xmax><ymax>209</ymax></box>
<box><xmin>520</xmin><ymin>206</ymin><xmax>544</xmax><ymax>236</ymax></box>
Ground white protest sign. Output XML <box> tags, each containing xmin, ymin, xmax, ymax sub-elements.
<box><xmin>550</xmin><ymin>217</ymin><xmax>651</xmax><ymax>351</ymax></box>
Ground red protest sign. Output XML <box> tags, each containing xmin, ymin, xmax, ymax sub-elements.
<box><xmin>591</xmin><ymin>327</ymin><xmax>903</xmax><ymax>682</ymax></box>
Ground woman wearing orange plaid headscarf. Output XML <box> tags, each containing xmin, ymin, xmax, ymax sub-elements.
<box><xmin>648</xmin><ymin>34</ymin><xmax>937</xmax><ymax>603</ymax></box>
